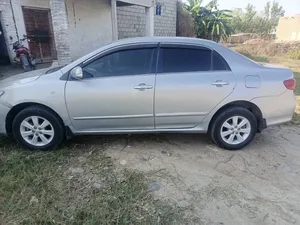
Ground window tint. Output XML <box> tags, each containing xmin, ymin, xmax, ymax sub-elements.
<box><xmin>160</xmin><ymin>47</ymin><xmax>212</xmax><ymax>73</ymax></box>
<box><xmin>83</xmin><ymin>48</ymin><xmax>154</xmax><ymax>78</ymax></box>
<box><xmin>213</xmin><ymin>51</ymin><xmax>230</xmax><ymax>71</ymax></box>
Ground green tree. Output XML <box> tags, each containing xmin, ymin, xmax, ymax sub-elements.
<box><xmin>230</xmin><ymin>1</ymin><xmax>285</xmax><ymax>35</ymax></box>
<box><xmin>264</xmin><ymin>1</ymin><xmax>285</xmax><ymax>32</ymax></box>
<box><xmin>207</xmin><ymin>9</ymin><xmax>233</xmax><ymax>42</ymax></box>
<box><xmin>184</xmin><ymin>0</ymin><xmax>232</xmax><ymax>42</ymax></box>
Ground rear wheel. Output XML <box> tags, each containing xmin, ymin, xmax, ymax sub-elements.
<box><xmin>12</xmin><ymin>106</ymin><xmax>64</xmax><ymax>150</ymax></box>
<box><xmin>210</xmin><ymin>107</ymin><xmax>257</xmax><ymax>150</ymax></box>
<box><xmin>20</xmin><ymin>55</ymin><xmax>32</xmax><ymax>72</ymax></box>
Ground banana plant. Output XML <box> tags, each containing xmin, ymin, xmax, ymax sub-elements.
<box><xmin>184</xmin><ymin>0</ymin><xmax>232</xmax><ymax>42</ymax></box>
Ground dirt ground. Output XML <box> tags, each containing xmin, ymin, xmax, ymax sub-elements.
<box><xmin>84</xmin><ymin>124</ymin><xmax>300</xmax><ymax>225</ymax></box>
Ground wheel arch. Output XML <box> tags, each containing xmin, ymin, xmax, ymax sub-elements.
<box><xmin>5</xmin><ymin>102</ymin><xmax>65</xmax><ymax>137</ymax></box>
<box><xmin>208</xmin><ymin>100</ymin><xmax>264</xmax><ymax>133</ymax></box>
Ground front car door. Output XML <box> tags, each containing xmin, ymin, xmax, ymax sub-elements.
<box><xmin>154</xmin><ymin>43</ymin><xmax>235</xmax><ymax>129</ymax></box>
<box><xmin>65</xmin><ymin>44</ymin><xmax>157</xmax><ymax>132</ymax></box>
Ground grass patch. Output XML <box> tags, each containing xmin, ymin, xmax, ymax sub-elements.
<box><xmin>293</xmin><ymin>72</ymin><xmax>300</xmax><ymax>96</ymax></box>
<box><xmin>0</xmin><ymin>138</ymin><xmax>186</xmax><ymax>224</ymax></box>
<box><xmin>292</xmin><ymin>113</ymin><xmax>300</xmax><ymax>124</ymax></box>
<box><xmin>293</xmin><ymin>96</ymin><xmax>300</xmax><ymax>125</ymax></box>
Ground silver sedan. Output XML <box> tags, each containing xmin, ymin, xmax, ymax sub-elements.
<box><xmin>0</xmin><ymin>37</ymin><xmax>296</xmax><ymax>150</ymax></box>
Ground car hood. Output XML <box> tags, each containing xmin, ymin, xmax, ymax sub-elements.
<box><xmin>0</xmin><ymin>68</ymin><xmax>50</xmax><ymax>88</ymax></box>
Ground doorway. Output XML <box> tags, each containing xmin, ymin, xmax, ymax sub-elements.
<box><xmin>22</xmin><ymin>7</ymin><xmax>56</xmax><ymax>63</ymax></box>
<box><xmin>0</xmin><ymin>19</ymin><xmax>10</xmax><ymax>65</ymax></box>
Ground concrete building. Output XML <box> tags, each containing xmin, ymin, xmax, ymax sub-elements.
<box><xmin>276</xmin><ymin>15</ymin><xmax>300</xmax><ymax>42</ymax></box>
<box><xmin>0</xmin><ymin>0</ymin><xmax>176</xmax><ymax>66</ymax></box>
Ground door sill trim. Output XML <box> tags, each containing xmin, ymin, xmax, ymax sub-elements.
<box><xmin>70</xmin><ymin>127</ymin><xmax>206</xmax><ymax>135</ymax></box>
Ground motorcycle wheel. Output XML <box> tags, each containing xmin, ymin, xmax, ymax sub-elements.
<box><xmin>20</xmin><ymin>55</ymin><xmax>32</xmax><ymax>72</ymax></box>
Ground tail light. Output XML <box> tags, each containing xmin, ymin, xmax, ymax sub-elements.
<box><xmin>284</xmin><ymin>78</ymin><xmax>296</xmax><ymax>90</ymax></box>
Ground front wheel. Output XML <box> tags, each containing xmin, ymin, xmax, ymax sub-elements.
<box><xmin>210</xmin><ymin>107</ymin><xmax>257</xmax><ymax>150</ymax></box>
<box><xmin>12</xmin><ymin>106</ymin><xmax>64</xmax><ymax>150</ymax></box>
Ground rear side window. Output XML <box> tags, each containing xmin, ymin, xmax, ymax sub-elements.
<box><xmin>159</xmin><ymin>47</ymin><xmax>212</xmax><ymax>73</ymax></box>
<box><xmin>213</xmin><ymin>51</ymin><xmax>230</xmax><ymax>71</ymax></box>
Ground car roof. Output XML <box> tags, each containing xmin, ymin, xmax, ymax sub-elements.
<box><xmin>112</xmin><ymin>36</ymin><xmax>217</xmax><ymax>47</ymax></box>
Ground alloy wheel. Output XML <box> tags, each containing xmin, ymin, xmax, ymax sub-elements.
<box><xmin>20</xmin><ymin>116</ymin><xmax>54</xmax><ymax>147</ymax></box>
<box><xmin>220</xmin><ymin>116</ymin><xmax>251</xmax><ymax>145</ymax></box>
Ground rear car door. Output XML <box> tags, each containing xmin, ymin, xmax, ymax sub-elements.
<box><xmin>65</xmin><ymin>44</ymin><xmax>157</xmax><ymax>132</ymax></box>
<box><xmin>154</xmin><ymin>44</ymin><xmax>235</xmax><ymax>129</ymax></box>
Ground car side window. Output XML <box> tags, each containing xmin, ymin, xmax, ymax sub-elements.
<box><xmin>159</xmin><ymin>47</ymin><xmax>212</xmax><ymax>73</ymax></box>
<box><xmin>213</xmin><ymin>51</ymin><xmax>231</xmax><ymax>71</ymax></box>
<box><xmin>82</xmin><ymin>48</ymin><xmax>155</xmax><ymax>78</ymax></box>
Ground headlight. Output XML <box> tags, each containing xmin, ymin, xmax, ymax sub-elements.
<box><xmin>0</xmin><ymin>91</ymin><xmax>5</xmax><ymax>97</ymax></box>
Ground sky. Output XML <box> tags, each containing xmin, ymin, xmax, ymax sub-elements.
<box><xmin>203</xmin><ymin>0</ymin><xmax>300</xmax><ymax>16</ymax></box>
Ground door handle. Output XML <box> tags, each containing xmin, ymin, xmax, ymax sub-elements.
<box><xmin>134</xmin><ymin>83</ymin><xmax>153</xmax><ymax>91</ymax></box>
<box><xmin>212</xmin><ymin>81</ymin><xmax>229</xmax><ymax>87</ymax></box>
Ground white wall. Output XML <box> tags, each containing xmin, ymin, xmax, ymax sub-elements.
<box><xmin>11</xmin><ymin>0</ymin><xmax>113</xmax><ymax>60</ymax></box>
<box><xmin>66</xmin><ymin>0</ymin><xmax>113</xmax><ymax>59</ymax></box>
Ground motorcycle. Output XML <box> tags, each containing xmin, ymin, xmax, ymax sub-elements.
<box><xmin>12</xmin><ymin>35</ymin><xmax>36</xmax><ymax>72</ymax></box>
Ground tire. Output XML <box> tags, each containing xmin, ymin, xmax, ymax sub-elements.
<box><xmin>210</xmin><ymin>107</ymin><xmax>257</xmax><ymax>150</ymax></box>
<box><xmin>12</xmin><ymin>106</ymin><xmax>64</xmax><ymax>150</ymax></box>
<box><xmin>20</xmin><ymin>55</ymin><xmax>32</xmax><ymax>72</ymax></box>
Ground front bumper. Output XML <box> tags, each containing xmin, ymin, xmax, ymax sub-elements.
<box><xmin>0</xmin><ymin>103</ymin><xmax>10</xmax><ymax>135</ymax></box>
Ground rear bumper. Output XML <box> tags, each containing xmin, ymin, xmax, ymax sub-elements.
<box><xmin>251</xmin><ymin>90</ymin><xmax>296</xmax><ymax>127</ymax></box>
<box><xmin>0</xmin><ymin>103</ymin><xmax>10</xmax><ymax>135</ymax></box>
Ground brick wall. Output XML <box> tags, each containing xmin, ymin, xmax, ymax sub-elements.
<box><xmin>117</xmin><ymin>0</ymin><xmax>177</xmax><ymax>39</ymax></box>
<box><xmin>0</xmin><ymin>0</ymin><xmax>18</xmax><ymax>63</ymax></box>
<box><xmin>117</xmin><ymin>5</ymin><xmax>145</xmax><ymax>39</ymax></box>
<box><xmin>154</xmin><ymin>0</ymin><xmax>177</xmax><ymax>36</ymax></box>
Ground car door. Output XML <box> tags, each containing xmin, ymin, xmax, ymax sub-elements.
<box><xmin>154</xmin><ymin>44</ymin><xmax>235</xmax><ymax>129</ymax></box>
<box><xmin>65</xmin><ymin>44</ymin><xmax>157</xmax><ymax>132</ymax></box>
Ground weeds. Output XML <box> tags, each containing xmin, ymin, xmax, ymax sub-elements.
<box><xmin>235</xmin><ymin>49</ymin><xmax>269</xmax><ymax>63</ymax></box>
<box><xmin>294</xmin><ymin>72</ymin><xmax>300</xmax><ymax>96</ymax></box>
<box><xmin>288</xmin><ymin>49</ymin><xmax>300</xmax><ymax>60</ymax></box>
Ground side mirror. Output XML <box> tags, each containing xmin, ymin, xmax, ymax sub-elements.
<box><xmin>70</xmin><ymin>66</ymin><xmax>83</xmax><ymax>80</ymax></box>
